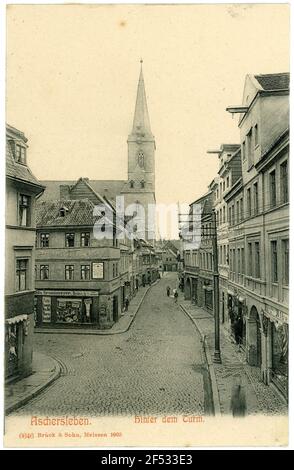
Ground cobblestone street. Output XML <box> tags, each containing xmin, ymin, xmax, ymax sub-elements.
<box><xmin>15</xmin><ymin>273</ymin><xmax>212</xmax><ymax>417</ymax></box>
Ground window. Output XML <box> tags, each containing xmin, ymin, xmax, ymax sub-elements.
<box><xmin>255</xmin><ymin>242</ymin><xmax>260</xmax><ymax>278</ymax></box>
<box><xmin>65</xmin><ymin>265</ymin><xmax>74</xmax><ymax>280</ymax></box>
<box><xmin>40</xmin><ymin>233</ymin><xmax>49</xmax><ymax>248</ymax></box>
<box><xmin>241</xmin><ymin>248</ymin><xmax>245</xmax><ymax>275</ymax></box>
<box><xmin>254</xmin><ymin>124</ymin><xmax>259</xmax><ymax>146</ymax></box>
<box><xmin>246</xmin><ymin>128</ymin><xmax>253</xmax><ymax>169</ymax></box>
<box><xmin>219</xmin><ymin>208</ymin><xmax>222</xmax><ymax>225</ymax></box>
<box><xmin>247</xmin><ymin>188</ymin><xmax>251</xmax><ymax>217</ymax></box>
<box><xmin>240</xmin><ymin>198</ymin><xmax>244</xmax><ymax>221</ymax></box>
<box><xmin>271</xmin><ymin>241</ymin><xmax>278</xmax><ymax>283</ymax></box>
<box><xmin>232</xmin><ymin>249</ymin><xmax>236</xmax><ymax>273</ymax></box>
<box><xmin>242</xmin><ymin>141</ymin><xmax>246</xmax><ymax>161</ymax></box>
<box><xmin>280</xmin><ymin>161</ymin><xmax>288</xmax><ymax>204</ymax></box>
<box><xmin>237</xmin><ymin>248</ymin><xmax>241</xmax><ymax>275</ymax></box>
<box><xmin>236</xmin><ymin>201</ymin><xmax>239</xmax><ymax>224</ymax></box>
<box><xmin>248</xmin><ymin>243</ymin><xmax>252</xmax><ymax>276</ymax></box>
<box><xmin>231</xmin><ymin>205</ymin><xmax>235</xmax><ymax>225</ymax></box>
<box><xmin>138</xmin><ymin>151</ymin><xmax>144</xmax><ymax>168</ymax></box>
<box><xmin>228</xmin><ymin>207</ymin><xmax>231</xmax><ymax>225</ymax></box>
<box><xmin>270</xmin><ymin>170</ymin><xmax>276</xmax><ymax>207</ymax></box>
<box><xmin>253</xmin><ymin>182</ymin><xmax>259</xmax><ymax>215</ymax></box>
<box><xmin>223</xmin><ymin>206</ymin><xmax>226</xmax><ymax>223</ymax></box>
<box><xmin>65</xmin><ymin>233</ymin><xmax>75</xmax><ymax>247</ymax></box>
<box><xmin>113</xmin><ymin>263</ymin><xmax>116</xmax><ymax>278</ymax></box>
<box><xmin>81</xmin><ymin>232</ymin><xmax>90</xmax><ymax>247</ymax></box>
<box><xmin>19</xmin><ymin>194</ymin><xmax>30</xmax><ymax>227</ymax></box>
<box><xmin>16</xmin><ymin>259</ymin><xmax>28</xmax><ymax>291</ymax></box>
<box><xmin>140</xmin><ymin>180</ymin><xmax>145</xmax><ymax>189</ymax></box>
<box><xmin>226</xmin><ymin>176</ymin><xmax>229</xmax><ymax>188</ymax></box>
<box><xmin>130</xmin><ymin>180</ymin><xmax>134</xmax><ymax>189</ymax></box>
<box><xmin>81</xmin><ymin>265</ymin><xmax>90</xmax><ymax>280</ymax></box>
<box><xmin>15</xmin><ymin>144</ymin><xmax>26</xmax><ymax>163</ymax></box>
<box><xmin>40</xmin><ymin>265</ymin><xmax>49</xmax><ymax>280</ymax></box>
<box><xmin>282</xmin><ymin>239</ymin><xmax>289</xmax><ymax>285</ymax></box>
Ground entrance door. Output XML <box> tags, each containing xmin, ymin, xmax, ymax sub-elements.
<box><xmin>113</xmin><ymin>296</ymin><xmax>118</xmax><ymax>322</ymax></box>
<box><xmin>256</xmin><ymin>315</ymin><xmax>262</xmax><ymax>367</ymax></box>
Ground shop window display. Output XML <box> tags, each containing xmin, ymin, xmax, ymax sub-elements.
<box><xmin>271</xmin><ymin>322</ymin><xmax>288</xmax><ymax>396</ymax></box>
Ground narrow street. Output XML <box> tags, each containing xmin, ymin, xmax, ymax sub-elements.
<box><xmin>15</xmin><ymin>273</ymin><xmax>213</xmax><ymax>417</ymax></box>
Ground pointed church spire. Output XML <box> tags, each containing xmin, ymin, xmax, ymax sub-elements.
<box><xmin>131</xmin><ymin>60</ymin><xmax>152</xmax><ymax>136</ymax></box>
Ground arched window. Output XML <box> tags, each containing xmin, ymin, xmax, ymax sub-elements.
<box><xmin>138</xmin><ymin>151</ymin><xmax>144</xmax><ymax>168</ymax></box>
<box><xmin>130</xmin><ymin>180</ymin><xmax>134</xmax><ymax>189</ymax></box>
<box><xmin>140</xmin><ymin>180</ymin><xmax>145</xmax><ymax>189</ymax></box>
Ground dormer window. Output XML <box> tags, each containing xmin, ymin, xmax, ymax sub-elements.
<box><xmin>130</xmin><ymin>180</ymin><xmax>134</xmax><ymax>189</ymax></box>
<box><xmin>59</xmin><ymin>206</ymin><xmax>68</xmax><ymax>217</ymax></box>
<box><xmin>15</xmin><ymin>144</ymin><xmax>26</xmax><ymax>164</ymax></box>
<box><xmin>140</xmin><ymin>180</ymin><xmax>145</xmax><ymax>189</ymax></box>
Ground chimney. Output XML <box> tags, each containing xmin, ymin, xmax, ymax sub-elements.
<box><xmin>60</xmin><ymin>185</ymin><xmax>70</xmax><ymax>200</ymax></box>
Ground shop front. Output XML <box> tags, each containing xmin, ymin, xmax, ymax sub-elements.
<box><xmin>5</xmin><ymin>314</ymin><xmax>31</xmax><ymax>380</ymax></box>
<box><xmin>227</xmin><ymin>290</ymin><xmax>246</xmax><ymax>348</ymax></box>
<box><xmin>35</xmin><ymin>290</ymin><xmax>99</xmax><ymax>328</ymax></box>
<box><xmin>203</xmin><ymin>284</ymin><xmax>213</xmax><ymax>311</ymax></box>
<box><xmin>263</xmin><ymin>306</ymin><xmax>288</xmax><ymax>400</ymax></box>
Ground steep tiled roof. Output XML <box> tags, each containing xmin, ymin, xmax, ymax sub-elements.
<box><xmin>39</xmin><ymin>179</ymin><xmax>125</xmax><ymax>203</ymax></box>
<box><xmin>36</xmin><ymin>199</ymin><xmax>102</xmax><ymax>227</ymax></box>
<box><xmin>6</xmin><ymin>137</ymin><xmax>44</xmax><ymax>189</ymax></box>
<box><xmin>254</xmin><ymin>73</ymin><xmax>290</xmax><ymax>91</ymax></box>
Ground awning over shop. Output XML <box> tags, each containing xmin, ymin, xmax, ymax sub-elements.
<box><xmin>6</xmin><ymin>314</ymin><xmax>28</xmax><ymax>325</ymax></box>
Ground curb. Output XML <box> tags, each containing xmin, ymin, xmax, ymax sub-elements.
<box><xmin>34</xmin><ymin>282</ymin><xmax>157</xmax><ymax>336</ymax></box>
<box><xmin>180</xmin><ymin>304</ymin><xmax>221</xmax><ymax>417</ymax></box>
<box><xmin>5</xmin><ymin>354</ymin><xmax>61</xmax><ymax>415</ymax></box>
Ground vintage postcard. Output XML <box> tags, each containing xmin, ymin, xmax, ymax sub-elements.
<box><xmin>3</xmin><ymin>2</ymin><xmax>290</xmax><ymax>448</ymax></box>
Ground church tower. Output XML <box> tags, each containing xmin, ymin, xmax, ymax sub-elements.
<box><xmin>121</xmin><ymin>61</ymin><xmax>156</xmax><ymax>241</ymax></box>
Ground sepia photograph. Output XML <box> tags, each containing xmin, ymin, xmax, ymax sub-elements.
<box><xmin>2</xmin><ymin>1</ymin><xmax>290</xmax><ymax>448</ymax></box>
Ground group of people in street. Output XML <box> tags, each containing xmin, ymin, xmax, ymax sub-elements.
<box><xmin>166</xmin><ymin>285</ymin><xmax>179</xmax><ymax>303</ymax></box>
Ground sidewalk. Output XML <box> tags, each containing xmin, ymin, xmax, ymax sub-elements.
<box><xmin>35</xmin><ymin>282</ymin><xmax>155</xmax><ymax>336</ymax></box>
<box><xmin>5</xmin><ymin>352</ymin><xmax>61</xmax><ymax>415</ymax></box>
<box><xmin>180</xmin><ymin>299</ymin><xmax>288</xmax><ymax>417</ymax></box>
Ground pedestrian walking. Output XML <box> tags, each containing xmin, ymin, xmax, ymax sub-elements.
<box><xmin>174</xmin><ymin>289</ymin><xmax>178</xmax><ymax>303</ymax></box>
<box><xmin>233</xmin><ymin>315</ymin><xmax>243</xmax><ymax>351</ymax></box>
<box><xmin>124</xmin><ymin>297</ymin><xmax>129</xmax><ymax>312</ymax></box>
<box><xmin>230</xmin><ymin>375</ymin><xmax>247</xmax><ymax>417</ymax></box>
<box><xmin>166</xmin><ymin>286</ymin><xmax>171</xmax><ymax>297</ymax></box>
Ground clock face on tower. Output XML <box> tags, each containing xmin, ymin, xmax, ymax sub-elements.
<box><xmin>138</xmin><ymin>151</ymin><xmax>144</xmax><ymax>168</ymax></box>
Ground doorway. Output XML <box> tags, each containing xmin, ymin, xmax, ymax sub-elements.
<box><xmin>113</xmin><ymin>296</ymin><xmax>118</xmax><ymax>322</ymax></box>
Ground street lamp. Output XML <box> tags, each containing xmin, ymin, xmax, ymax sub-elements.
<box><xmin>211</xmin><ymin>209</ymin><xmax>222</xmax><ymax>364</ymax></box>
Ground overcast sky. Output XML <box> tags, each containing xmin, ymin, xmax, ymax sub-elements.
<box><xmin>6</xmin><ymin>4</ymin><xmax>289</xmax><ymax>206</ymax></box>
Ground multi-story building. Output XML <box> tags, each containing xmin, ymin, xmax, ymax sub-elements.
<box><xmin>35</xmin><ymin>191</ymin><xmax>122</xmax><ymax>329</ymax></box>
<box><xmin>208</xmin><ymin>146</ymin><xmax>242</xmax><ymax>329</ymax></box>
<box><xmin>5</xmin><ymin>124</ymin><xmax>44</xmax><ymax>379</ymax></box>
<box><xmin>183</xmin><ymin>191</ymin><xmax>214</xmax><ymax>311</ymax></box>
<box><xmin>226</xmin><ymin>73</ymin><xmax>289</xmax><ymax>399</ymax></box>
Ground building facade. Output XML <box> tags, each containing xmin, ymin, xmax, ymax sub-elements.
<box><xmin>225</xmin><ymin>73</ymin><xmax>289</xmax><ymax>399</ymax></box>
<box><xmin>5</xmin><ymin>124</ymin><xmax>44</xmax><ymax>379</ymax></box>
<box><xmin>183</xmin><ymin>191</ymin><xmax>214</xmax><ymax>311</ymax></box>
